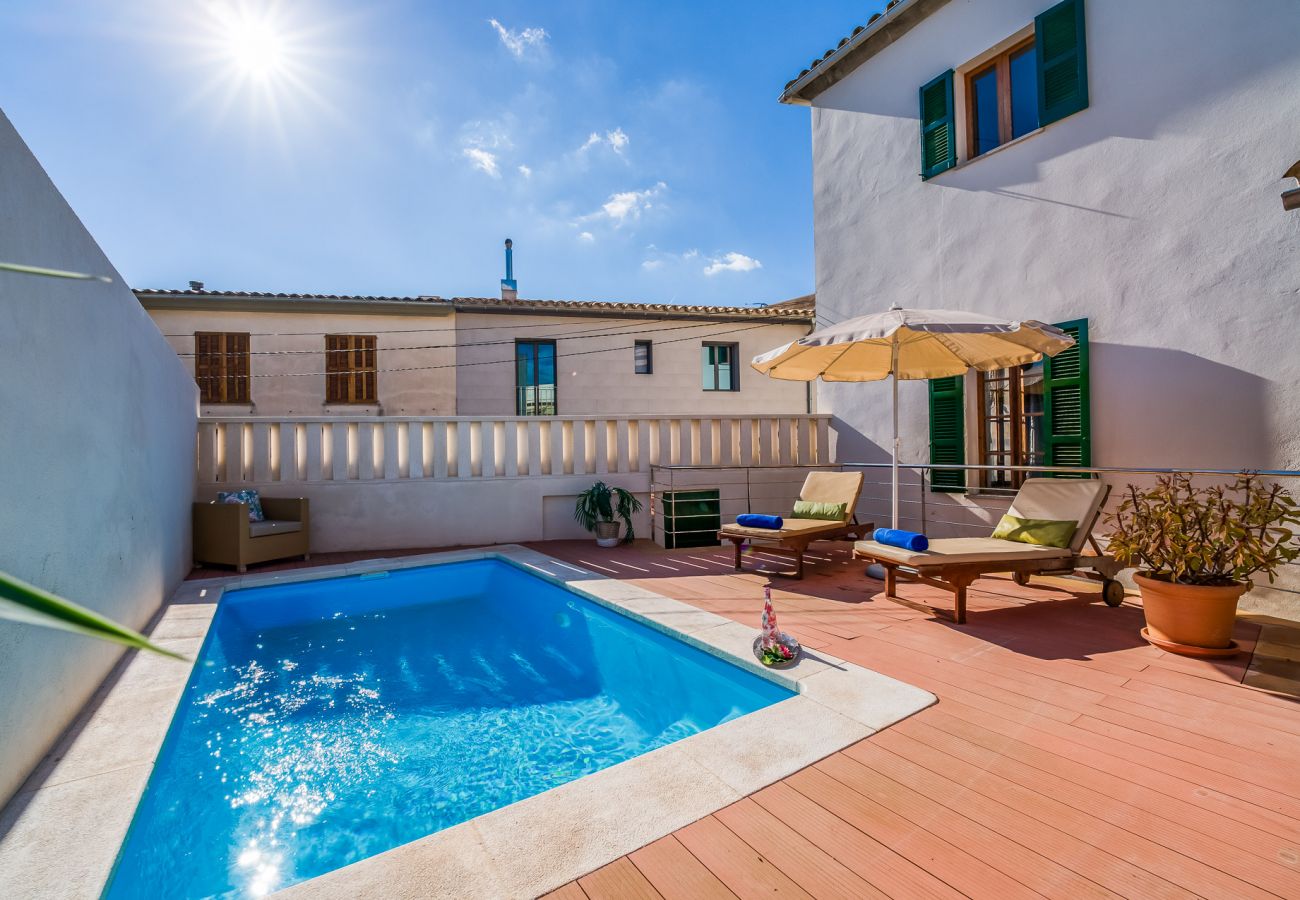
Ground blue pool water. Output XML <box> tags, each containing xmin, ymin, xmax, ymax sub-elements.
<box><xmin>106</xmin><ymin>559</ymin><xmax>792</xmax><ymax>898</ymax></box>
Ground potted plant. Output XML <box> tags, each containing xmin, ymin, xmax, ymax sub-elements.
<box><xmin>574</xmin><ymin>481</ymin><xmax>643</xmax><ymax>548</ymax></box>
<box><xmin>1106</xmin><ymin>473</ymin><xmax>1300</xmax><ymax>657</ymax></box>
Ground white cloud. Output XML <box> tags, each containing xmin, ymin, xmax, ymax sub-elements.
<box><xmin>703</xmin><ymin>251</ymin><xmax>763</xmax><ymax>276</ymax></box>
<box><xmin>578</xmin><ymin>128</ymin><xmax>630</xmax><ymax>155</ymax></box>
<box><xmin>488</xmin><ymin>19</ymin><xmax>548</xmax><ymax>58</ymax></box>
<box><xmin>578</xmin><ymin>231</ymin><xmax>595</xmax><ymax>242</ymax></box>
<box><xmin>641</xmin><ymin>259</ymin><xmax>663</xmax><ymax>270</ymax></box>
<box><xmin>592</xmin><ymin>181</ymin><xmax>666</xmax><ymax>224</ymax></box>
<box><xmin>518</xmin><ymin>164</ymin><xmax>532</xmax><ymax>178</ymax></box>
<box><xmin>463</xmin><ymin>147</ymin><xmax>500</xmax><ymax>178</ymax></box>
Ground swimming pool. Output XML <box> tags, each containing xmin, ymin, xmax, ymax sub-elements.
<box><xmin>105</xmin><ymin>558</ymin><xmax>794</xmax><ymax>898</ymax></box>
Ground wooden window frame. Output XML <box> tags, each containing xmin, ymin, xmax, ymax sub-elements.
<box><xmin>977</xmin><ymin>364</ymin><xmax>1044</xmax><ymax>490</ymax></box>
<box><xmin>634</xmin><ymin>339</ymin><xmax>653</xmax><ymax>375</ymax></box>
<box><xmin>325</xmin><ymin>334</ymin><xmax>378</xmax><ymax>404</ymax></box>
<box><xmin>194</xmin><ymin>332</ymin><xmax>251</xmax><ymax>404</ymax></box>
<box><xmin>701</xmin><ymin>342</ymin><xmax>740</xmax><ymax>392</ymax></box>
<box><xmin>964</xmin><ymin>35</ymin><xmax>1036</xmax><ymax>160</ymax></box>
<box><xmin>515</xmin><ymin>339</ymin><xmax>557</xmax><ymax>416</ymax></box>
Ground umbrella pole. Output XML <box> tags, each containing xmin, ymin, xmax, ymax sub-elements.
<box><xmin>867</xmin><ymin>343</ymin><xmax>901</xmax><ymax>582</ymax></box>
<box><xmin>891</xmin><ymin>351</ymin><xmax>900</xmax><ymax>530</ymax></box>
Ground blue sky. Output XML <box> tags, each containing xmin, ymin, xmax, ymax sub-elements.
<box><xmin>1</xmin><ymin>1</ymin><xmax>883</xmax><ymax>306</ymax></box>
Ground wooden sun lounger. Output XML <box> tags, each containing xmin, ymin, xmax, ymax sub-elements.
<box><xmin>718</xmin><ymin>471</ymin><xmax>869</xmax><ymax>578</ymax></box>
<box><xmin>853</xmin><ymin>479</ymin><xmax>1123</xmax><ymax>624</ymax></box>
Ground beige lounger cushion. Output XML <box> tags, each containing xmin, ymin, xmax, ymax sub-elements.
<box><xmin>855</xmin><ymin>537</ymin><xmax>1072</xmax><ymax>568</ymax></box>
<box><xmin>799</xmin><ymin>471</ymin><xmax>864</xmax><ymax>513</ymax></box>
<box><xmin>1007</xmin><ymin>479</ymin><xmax>1107</xmax><ymax>554</ymax></box>
<box><xmin>248</xmin><ymin>519</ymin><xmax>302</xmax><ymax>537</ymax></box>
<box><xmin>721</xmin><ymin>518</ymin><xmax>849</xmax><ymax>540</ymax></box>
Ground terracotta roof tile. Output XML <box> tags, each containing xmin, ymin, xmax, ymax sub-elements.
<box><xmin>133</xmin><ymin>289</ymin><xmax>815</xmax><ymax>321</ymax></box>
<box><xmin>782</xmin><ymin>0</ymin><xmax>938</xmax><ymax>104</ymax></box>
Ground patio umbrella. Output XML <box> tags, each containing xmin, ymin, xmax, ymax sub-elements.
<box><xmin>752</xmin><ymin>305</ymin><xmax>1075</xmax><ymax>531</ymax></box>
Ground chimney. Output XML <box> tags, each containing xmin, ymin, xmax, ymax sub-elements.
<box><xmin>188</xmin><ymin>280</ymin><xmax>205</xmax><ymax>291</ymax></box>
<box><xmin>500</xmin><ymin>238</ymin><xmax>518</xmax><ymax>301</ymax></box>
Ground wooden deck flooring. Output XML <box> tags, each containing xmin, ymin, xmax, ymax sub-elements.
<box><xmin>527</xmin><ymin>540</ymin><xmax>1300</xmax><ymax>900</ymax></box>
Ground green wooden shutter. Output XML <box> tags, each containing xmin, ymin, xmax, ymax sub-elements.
<box><xmin>919</xmin><ymin>70</ymin><xmax>956</xmax><ymax>179</ymax></box>
<box><xmin>1036</xmin><ymin>0</ymin><xmax>1088</xmax><ymax>126</ymax></box>
<box><xmin>1043</xmin><ymin>318</ymin><xmax>1090</xmax><ymax>475</ymax></box>
<box><xmin>928</xmin><ymin>376</ymin><xmax>965</xmax><ymax>491</ymax></box>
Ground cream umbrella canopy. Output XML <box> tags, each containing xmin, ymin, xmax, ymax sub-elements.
<box><xmin>752</xmin><ymin>305</ymin><xmax>1075</xmax><ymax>530</ymax></box>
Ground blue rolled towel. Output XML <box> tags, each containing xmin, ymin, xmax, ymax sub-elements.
<box><xmin>873</xmin><ymin>528</ymin><xmax>929</xmax><ymax>552</ymax></box>
<box><xmin>737</xmin><ymin>514</ymin><xmax>784</xmax><ymax>530</ymax></box>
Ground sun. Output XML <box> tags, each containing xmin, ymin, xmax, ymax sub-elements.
<box><xmin>211</xmin><ymin>5</ymin><xmax>290</xmax><ymax>81</ymax></box>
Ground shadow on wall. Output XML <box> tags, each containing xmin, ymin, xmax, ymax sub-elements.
<box><xmin>1092</xmin><ymin>343</ymin><xmax>1273</xmax><ymax>469</ymax></box>
<box><xmin>829</xmin><ymin>417</ymin><xmax>890</xmax><ymax>470</ymax></box>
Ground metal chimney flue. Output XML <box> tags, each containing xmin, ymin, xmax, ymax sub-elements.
<box><xmin>500</xmin><ymin>238</ymin><xmax>518</xmax><ymax>301</ymax></box>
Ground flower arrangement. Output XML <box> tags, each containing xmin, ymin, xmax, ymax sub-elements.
<box><xmin>755</xmin><ymin>585</ymin><xmax>801</xmax><ymax>667</ymax></box>
<box><xmin>1106</xmin><ymin>473</ymin><xmax>1300</xmax><ymax>587</ymax></box>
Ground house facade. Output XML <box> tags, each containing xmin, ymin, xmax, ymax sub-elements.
<box><xmin>138</xmin><ymin>289</ymin><xmax>814</xmax><ymax>418</ymax></box>
<box><xmin>783</xmin><ymin>0</ymin><xmax>1300</xmax><ymax>486</ymax></box>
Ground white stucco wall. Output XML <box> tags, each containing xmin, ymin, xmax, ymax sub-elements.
<box><xmin>0</xmin><ymin>111</ymin><xmax>197</xmax><ymax>805</ymax></box>
<box><xmin>145</xmin><ymin>307</ymin><xmax>458</xmax><ymax>417</ymax></box>
<box><xmin>807</xmin><ymin>0</ymin><xmax>1300</xmax><ymax>473</ymax></box>
<box><xmin>454</xmin><ymin>311</ymin><xmax>812</xmax><ymax>416</ymax></box>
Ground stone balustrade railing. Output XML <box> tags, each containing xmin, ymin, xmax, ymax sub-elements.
<box><xmin>197</xmin><ymin>415</ymin><xmax>833</xmax><ymax>485</ymax></box>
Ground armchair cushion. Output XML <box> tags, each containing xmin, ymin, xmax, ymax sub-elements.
<box><xmin>249</xmin><ymin>519</ymin><xmax>302</xmax><ymax>538</ymax></box>
<box><xmin>218</xmin><ymin>489</ymin><xmax>265</xmax><ymax>522</ymax></box>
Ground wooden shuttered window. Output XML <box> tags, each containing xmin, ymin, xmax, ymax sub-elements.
<box><xmin>194</xmin><ymin>332</ymin><xmax>250</xmax><ymax>404</ymax></box>
<box><xmin>928</xmin><ymin>376</ymin><xmax>966</xmax><ymax>491</ymax></box>
<box><xmin>1035</xmin><ymin>0</ymin><xmax>1088</xmax><ymax>126</ymax></box>
<box><xmin>325</xmin><ymin>334</ymin><xmax>378</xmax><ymax>404</ymax></box>
<box><xmin>1043</xmin><ymin>318</ymin><xmax>1091</xmax><ymax>473</ymax></box>
<box><xmin>919</xmin><ymin>70</ymin><xmax>956</xmax><ymax>179</ymax></box>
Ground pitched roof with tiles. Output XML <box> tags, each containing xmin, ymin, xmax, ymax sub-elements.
<box><xmin>134</xmin><ymin>288</ymin><xmax>815</xmax><ymax>322</ymax></box>
<box><xmin>781</xmin><ymin>0</ymin><xmax>947</xmax><ymax>105</ymax></box>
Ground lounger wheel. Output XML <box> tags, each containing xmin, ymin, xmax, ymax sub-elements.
<box><xmin>1102</xmin><ymin>579</ymin><xmax>1126</xmax><ymax>607</ymax></box>
<box><xmin>1011</xmin><ymin>572</ymin><xmax>1031</xmax><ymax>587</ymax></box>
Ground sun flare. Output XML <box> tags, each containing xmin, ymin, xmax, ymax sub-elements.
<box><xmin>222</xmin><ymin>15</ymin><xmax>286</xmax><ymax>79</ymax></box>
<box><xmin>211</xmin><ymin>5</ymin><xmax>290</xmax><ymax>81</ymax></box>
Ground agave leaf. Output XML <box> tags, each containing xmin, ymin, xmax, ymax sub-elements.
<box><xmin>0</xmin><ymin>261</ymin><xmax>112</xmax><ymax>282</ymax></box>
<box><xmin>0</xmin><ymin>569</ymin><xmax>185</xmax><ymax>660</ymax></box>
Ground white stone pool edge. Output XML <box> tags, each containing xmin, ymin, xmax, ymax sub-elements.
<box><xmin>0</xmin><ymin>545</ymin><xmax>936</xmax><ymax>900</ymax></box>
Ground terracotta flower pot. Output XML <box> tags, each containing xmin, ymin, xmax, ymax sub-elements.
<box><xmin>594</xmin><ymin>521</ymin><xmax>621</xmax><ymax>548</ymax></box>
<box><xmin>1133</xmin><ymin>572</ymin><xmax>1247</xmax><ymax>657</ymax></box>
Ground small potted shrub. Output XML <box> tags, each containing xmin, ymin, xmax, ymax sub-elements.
<box><xmin>1106</xmin><ymin>473</ymin><xmax>1300</xmax><ymax>656</ymax></box>
<box><xmin>574</xmin><ymin>481</ymin><xmax>643</xmax><ymax>548</ymax></box>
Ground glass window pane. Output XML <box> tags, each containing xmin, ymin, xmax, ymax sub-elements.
<box><xmin>718</xmin><ymin>359</ymin><xmax>732</xmax><ymax>390</ymax></box>
<box><xmin>701</xmin><ymin>347</ymin><xmax>715</xmax><ymax>390</ymax></box>
<box><xmin>971</xmin><ymin>67</ymin><xmax>1000</xmax><ymax>156</ymax></box>
<box><xmin>1010</xmin><ymin>44</ymin><xmax>1039</xmax><ymax>139</ymax></box>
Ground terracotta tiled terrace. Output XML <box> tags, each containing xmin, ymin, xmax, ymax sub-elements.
<box><xmin>192</xmin><ymin>540</ymin><xmax>1300</xmax><ymax>899</ymax></box>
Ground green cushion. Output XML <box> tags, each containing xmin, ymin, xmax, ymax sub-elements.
<box><xmin>791</xmin><ymin>500</ymin><xmax>847</xmax><ymax>521</ymax></box>
<box><xmin>991</xmin><ymin>514</ymin><xmax>1077</xmax><ymax>549</ymax></box>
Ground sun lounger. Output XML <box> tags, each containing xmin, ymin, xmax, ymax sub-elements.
<box><xmin>718</xmin><ymin>471</ymin><xmax>868</xmax><ymax>578</ymax></box>
<box><xmin>854</xmin><ymin>478</ymin><xmax>1123</xmax><ymax>623</ymax></box>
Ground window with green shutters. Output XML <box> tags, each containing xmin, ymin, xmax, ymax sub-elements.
<box><xmin>919</xmin><ymin>70</ymin><xmax>956</xmax><ymax>179</ymax></box>
<box><xmin>920</xmin><ymin>0</ymin><xmax>1088</xmax><ymax>174</ymax></box>
<box><xmin>928</xmin><ymin>376</ymin><xmax>965</xmax><ymax>491</ymax></box>
<box><xmin>1042</xmin><ymin>318</ymin><xmax>1091</xmax><ymax>473</ymax></box>
<box><xmin>927</xmin><ymin>319</ymin><xmax>1091</xmax><ymax>490</ymax></box>
<box><xmin>1036</xmin><ymin>0</ymin><xmax>1089</xmax><ymax>126</ymax></box>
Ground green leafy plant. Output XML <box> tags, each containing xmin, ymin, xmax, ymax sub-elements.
<box><xmin>573</xmin><ymin>481</ymin><xmax>643</xmax><ymax>544</ymax></box>
<box><xmin>0</xmin><ymin>261</ymin><xmax>110</xmax><ymax>281</ymax></box>
<box><xmin>0</xmin><ymin>569</ymin><xmax>184</xmax><ymax>659</ymax></box>
<box><xmin>1106</xmin><ymin>473</ymin><xmax>1300</xmax><ymax>587</ymax></box>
